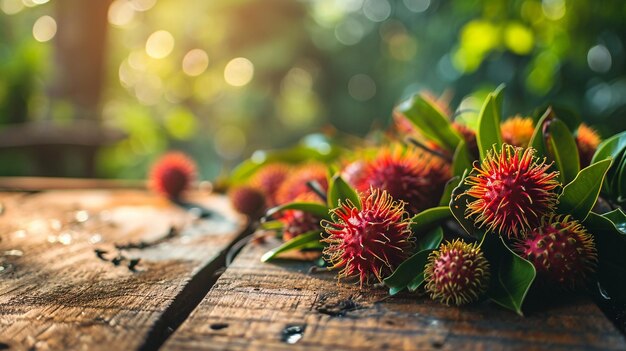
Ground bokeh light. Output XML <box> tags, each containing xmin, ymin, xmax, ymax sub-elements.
<box><xmin>32</xmin><ymin>15</ymin><xmax>56</xmax><ymax>42</ymax></box>
<box><xmin>224</xmin><ymin>57</ymin><xmax>254</xmax><ymax>87</ymax></box>
<box><xmin>182</xmin><ymin>49</ymin><xmax>209</xmax><ymax>77</ymax></box>
<box><xmin>145</xmin><ymin>30</ymin><xmax>175</xmax><ymax>59</ymax></box>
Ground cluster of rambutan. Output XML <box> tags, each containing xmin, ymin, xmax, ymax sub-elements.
<box><xmin>228</xmin><ymin>162</ymin><xmax>328</xmax><ymax>241</ymax></box>
<box><xmin>460</xmin><ymin>145</ymin><xmax>597</xmax><ymax>292</ymax></box>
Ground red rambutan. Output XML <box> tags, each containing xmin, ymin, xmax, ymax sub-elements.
<box><xmin>576</xmin><ymin>123</ymin><xmax>601</xmax><ymax>168</ymax></box>
<box><xmin>275</xmin><ymin>164</ymin><xmax>328</xmax><ymax>205</ymax></box>
<box><xmin>463</xmin><ymin>145</ymin><xmax>560</xmax><ymax>238</ymax></box>
<box><xmin>513</xmin><ymin>215</ymin><xmax>597</xmax><ymax>289</ymax></box>
<box><xmin>321</xmin><ymin>189</ymin><xmax>413</xmax><ymax>286</ymax></box>
<box><xmin>424</xmin><ymin>239</ymin><xmax>490</xmax><ymax>306</ymax></box>
<box><xmin>280</xmin><ymin>210</ymin><xmax>322</xmax><ymax>241</ymax></box>
<box><xmin>228</xmin><ymin>185</ymin><xmax>266</xmax><ymax>218</ymax></box>
<box><xmin>250</xmin><ymin>163</ymin><xmax>291</xmax><ymax>207</ymax></box>
<box><xmin>149</xmin><ymin>152</ymin><xmax>197</xmax><ymax>199</ymax></box>
<box><xmin>501</xmin><ymin>116</ymin><xmax>535</xmax><ymax>148</ymax></box>
<box><xmin>355</xmin><ymin>147</ymin><xmax>450</xmax><ymax>215</ymax></box>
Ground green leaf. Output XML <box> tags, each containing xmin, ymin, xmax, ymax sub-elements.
<box><xmin>557</xmin><ymin>159</ymin><xmax>612</xmax><ymax>221</ymax></box>
<box><xmin>591</xmin><ymin>131</ymin><xmax>626</xmax><ymax>196</ymax></box>
<box><xmin>528</xmin><ymin>107</ymin><xmax>554</xmax><ymax>158</ymax></box>
<box><xmin>545</xmin><ymin>118</ymin><xmax>580</xmax><ymax>184</ymax></box>
<box><xmin>266</xmin><ymin>202</ymin><xmax>330</xmax><ymax>220</ymax></box>
<box><xmin>449</xmin><ymin>170</ymin><xmax>484</xmax><ymax>240</ymax></box>
<box><xmin>583</xmin><ymin>212</ymin><xmax>626</xmax><ymax>302</ymax></box>
<box><xmin>415</xmin><ymin>223</ymin><xmax>444</xmax><ymax>252</ymax></box>
<box><xmin>483</xmin><ymin>235</ymin><xmax>536</xmax><ymax>316</ymax></box>
<box><xmin>395</xmin><ymin>93</ymin><xmax>461</xmax><ymax>151</ymax></box>
<box><xmin>410</xmin><ymin>206</ymin><xmax>450</xmax><ymax>241</ymax></box>
<box><xmin>438</xmin><ymin>176</ymin><xmax>460</xmax><ymax>206</ymax></box>
<box><xmin>602</xmin><ymin>208</ymin><xmax>626</xmax><ymax>235</ymax></box>
<box><xmin>591</xmin><ymin>131</ymin><xmax>626</xmax><ymax>165</ymax></box>
<box><xmin>452</xmin><ymin>140</ymin><xmax>473</xmax><ymax>177</ymax></box>
<box><xmin>259</xmin><ymin>220</ymin><xmax>284</xmax><ymax>231</ymax></box>
<box><xmin>327</xmin><ymin>174</ymin><xmax>361</xmax><ymax>210</ymax></box>
<box><xmin>533</xmin><ymin>104</ymin><xmax>581</xmax><ymax>132</ymax></box>
<box><xmin>384</xmin><ymin>247</ymin><xmax>437</xmax><ymax>295</ymax></box>
<box><xmin>476</xmin><ymin>84</ymin><xmax>504</xmax><ymax>160</ymax></box>
<box><xmin>261</xmin><ymin>231</ymin><xmax>322</xmax><ymax>262</ymax></box>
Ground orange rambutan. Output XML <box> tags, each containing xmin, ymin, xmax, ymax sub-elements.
<box><xmin>501</xmin><ymin>116</ymin><xmax>535</xmax><ymax>148</ymax></box>
<box><xmin>576</xmin><ymin>123</ymin><xmax>602</xmax><ymax>168</ymax></box>
<box><xmin>321</xmin><ymin>189</ymin><xmax>413</xmax><ymax>286</ymax></box>
<box><xmin>463</xmin><ymin>145</ymin><xmax>560</xmax><ymax>238</ymax></box>
<box><xmin>149</xmin><ymin>152</ymin><xmax>197</xmax><ymax>199</ymax></box>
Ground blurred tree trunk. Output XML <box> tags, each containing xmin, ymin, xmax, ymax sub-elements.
<box><xmin>50</xmin><ymin>0</ymin><xmax>112</xmax><ymax>121</ymax></box>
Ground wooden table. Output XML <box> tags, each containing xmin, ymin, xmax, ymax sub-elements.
<box><xmin>0</xmin><ymin>187</ymin><xmax>625</xmax><ymax>350</ymax></box>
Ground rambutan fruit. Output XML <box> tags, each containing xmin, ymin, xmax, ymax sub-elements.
<box><xmin>463</xmin><ymin>145</ymin><xmax>560</xmax><ymax>238</ymax></box>
<box><xmin>424</xmin><ymin>239</ymin><xmax>490</xmax><ymax>306</ymax></box>
<box><xmin>250</xmin><ymin>163</ymin><xmax>291</xmax><ymax>207</ymax></box>
<box><xmin>576</xmin><ymin>123</ymin><xmax>601</xmax><ymax>168</ymax></box>
<box><xmin>149</xmin><ymin>152</ymin><xmax>197</xmax><ymax>199</ymax></box>
<box><xmin>275</xmin><ymin>164</ymin><xmax>328</xmax><ymax>205</ymax></box>
<box><xmin>501</xmin><ymin>116</ymin><xmax>535</xmax><ymax>148</ymax></box>
<box><xmin>513</xmin><ymin>215</ymin><xmax>597</xmax><ymax>289</ymax></box>
<box><xmin>321</xmin><ymin>189</ymin><xmax>413</xmax><ymax>286</ymax></box>
<box><xmin>280</xmin><ymin>210</ymin><xmax>322</xmax><ymax>241</ymax></box>
<box><xmin>228</xmin><ymin>185</ymin><xmax>266</xmax><ymax>218</ymax></box>
<box><xmin>354</xmin><ymin>147</ymin><xmax>450</xmax><ymax>215</ymax></box>
<box><xmin>452</xmin><ymin>122</ymin><xmax>479</xmax><ymax>159</ymax></box>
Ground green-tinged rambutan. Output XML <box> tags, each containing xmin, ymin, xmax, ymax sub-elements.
<box><xmin>251</xmin><ymin>163</ymin><xmax>291</xmax><ymax>207</ymax></box>
<box><xmin>321</xmin><ymin>189</ymin><xmax>413</xmax><ymax>286</ymax></box>
<box><xmin>275</xmin><ymin>164</ymin><xmax>328</xmax><ymax>205</ymax></box>
<box><xmin>513</xmin><ymin>215</ymin><xmax>597</xmax><ymax>289</ymax></box>
<box><xmin>463</xmin><ymin>145</ymin><xmax>560</xmax><ymax>238</ymax></box>
<box><xmin>576</xmin><ymin>123</ymin><xmax>601</xmax><ymax>168</ymax></box>
<box><xmin>501</xmin><ymin>116</ymin><xmax>535</xmax><ymax>148</ymax></box>
<box><xmin>424</xmin><ymin>239</ymin><xmax>490</xmax><ymax>306</ymax></box>
<box><xmin>228</xmin><ymin>185</ymin><xmax>266</xmax><ymax>218</ymax></box>
<box><xmin>354</xmin><ymin>147</ymin><xmax>450</xmax><ymax>215</ymax></box>
<box><xmin>149</xmin><ymin>152</ymin><xmax>197</xmax><ymax>199</ymax></box>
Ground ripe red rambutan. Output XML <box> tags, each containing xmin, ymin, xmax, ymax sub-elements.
<box><xmin>275</xmin><ymin>164</ymin><xmax>328</xmax><ymax>205</ymax></box>
<box><xmin>501</xmin><ymin>116</ymin><xmax>535</xmax><ymax>148</ymax></box>
<box><xmin>576</xmin><ymin>123</ymin><xmax>601</xmax><ymax>168</ymax></box>
<box><xmin>250</xmin><ymin>163</ymin><xmax>291</xmax><ymax>207</ymax></box>
<box><xmin>463</xmin><ymin>145</ymin><xmax>560</xmax><ymax>238</ymax></box>
<box><xmin>321</xmin><ymin>189</ymin><xmax>413</xmax><ymax>286</ymax></box>
<box><xmin>354</xmin><ymin>147</ymin><xmax>450</xmax><ymax>215</ymax></box>
<box><xmin>228</xmin><ymin>185</ymin><xmax>266</xmax><ymax>218</ymax></box>
<box><xmin>513</xmin><ymin>215</ymin><xmax>597</xmax><ymax>289</ymax></box>
<box><xmin>280</xmin><ymin>210</ymin><xmax>322</xmax><ymax>241</ymax></box>
<box><xmin>149</xmin><ymin>152</ymin><xmax>197</xmax><ymax>199</ymax></box>
<box><xmin>424</xmin><ymin>239</ymin><xmax>490</xmax><ymax>306</ymax></box>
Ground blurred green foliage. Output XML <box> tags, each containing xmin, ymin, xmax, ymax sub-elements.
<box><xmin>0</xmin><ymin>0</ymin><xmax>625</xmax><ymax>179</ymax></box>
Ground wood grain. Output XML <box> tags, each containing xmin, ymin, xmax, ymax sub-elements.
<box><xmin>166</xmin><ymin>236</ymin><xmax>626</xmax><ymax>351</ymax></box>
<box><xmin>0</xmin><ymin>190</ymin><xmax>245</xmax><ymax>350</ymax></box>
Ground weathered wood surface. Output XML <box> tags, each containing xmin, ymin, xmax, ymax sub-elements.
<box><xmin>0</xmin><ymin>190</ymin><xmax>246</xmax><ymax>350</ymax></box>
<box><xmin>166</xmin><ymin>236</ymin><xmax>626</xmax><ymax>351</ymax></box>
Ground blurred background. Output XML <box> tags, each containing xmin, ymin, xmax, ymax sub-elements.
<box><xmin>0</xmin><ymin>0</ymin><xmax>625</xmax><ymax>180</ymax></box>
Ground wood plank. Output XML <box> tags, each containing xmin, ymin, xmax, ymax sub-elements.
<box><xmin>165</xmin><ymin>236</ymin><xmax>626</xmax><ymax>351</ymax></box>
<box><xmin>0</xmin><ymin>190</ymin><xmax>246</xmax><ymax>350</ymax></box>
